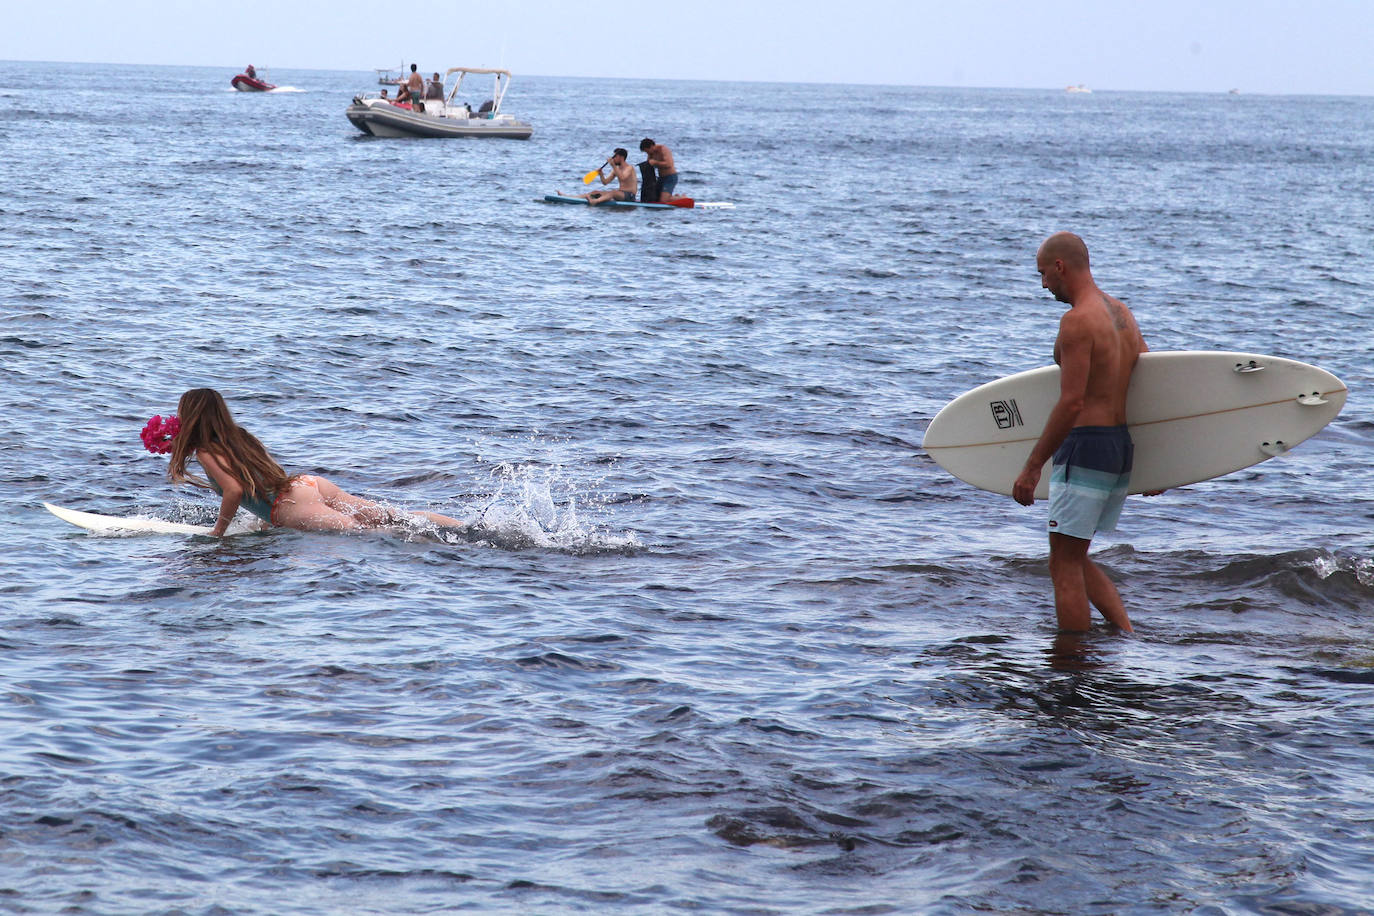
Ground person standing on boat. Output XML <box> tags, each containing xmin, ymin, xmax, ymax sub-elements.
<box><xmin>640</xmin><ymin>138</ymin><xmax>679</xmax><ymax>201</ymax></box>
<box><xmin>425</xmin><ymin>72</ymin><xmax>444</xmax><ymax>101</ymax></box>
<box><xmin>406</xmin><ymin>64</ymin><xmax>425</xmax><ymax>101</ymax></box>
<box><xmin>580</xmin><ymin>149</ymin><xmax>637</xmax><ymax>206</ymax></box>
<box><xmin>245</xmin><ymin>64</ymin><xmax>257</xmax><ymax>79</ymax></box>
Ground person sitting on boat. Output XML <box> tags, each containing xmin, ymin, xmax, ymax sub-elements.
<box><xmin>245</xmin><ymin>64</ymin><xmax>257</xmax><ymax>79</ymax></box>
<box><xmin>579</xmin><ymin>149</ymin><xmax>638</xmax><ymax>206</ymax></box>
<box><xmin>425</xmin><ymin>73</ymin><xmax>444</xmax><ymax>101</ymax></box>
<box><xmin>392</xmin><ymin>85</ymin><xmax>414</xmax><ymax>109</ymax></box>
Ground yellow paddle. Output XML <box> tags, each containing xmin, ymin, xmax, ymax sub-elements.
<box><xmin>582</xmin><ymin>160</ymin><xmax>609</xmax><ymax>184</ymax></box>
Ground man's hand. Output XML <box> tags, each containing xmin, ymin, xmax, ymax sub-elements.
<box><xmin>1013</xmin><ymin>464</ymin><xmax>1040</xmax><ymax>506</ymax></box>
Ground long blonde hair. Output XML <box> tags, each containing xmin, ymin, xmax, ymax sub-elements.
<box><xmin>168</xmin><ymin>388</ymin><xmax>289</xmax><ymax>500</ymax></box>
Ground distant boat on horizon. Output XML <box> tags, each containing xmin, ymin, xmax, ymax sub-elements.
<box><xmin>1065</xmin><ymin>84</ymin><xmax>1092</xmax><ymax>94</ymax></box>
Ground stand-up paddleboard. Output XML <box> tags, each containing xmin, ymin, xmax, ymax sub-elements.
<box><xmin>923</xmin><ymin>351</ymin><xmax>1346</xmax><ymax>498</ymax></box>
<box><xmin>44</xmin><ymin>502</ymin><xmax>221</xmax><ymax>536</ymax></box>
<box><xmin>540</xmin><ymin>194</ymin><xmax>734</xmax><ymax>210</ymax></box>
<box><xmin>542</xmin><ymin>193</ymin><xmax>690</xmax><ymax>210</ymax></box>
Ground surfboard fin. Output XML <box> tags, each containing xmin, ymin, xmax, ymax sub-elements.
<box><xmin>1296</xmin><ymin>392</ymin><xmax>1329</xmax><ymax>406</ymax></box>
<box><xmin>1259</xmin><ymin>440</ymin><xmax>1290</xmax><ymax>457</ymax></box>
<box><xmin>1234</xmin><ymin>360</ymin><xmax>1264</xmax><ymax>374</ymax></box>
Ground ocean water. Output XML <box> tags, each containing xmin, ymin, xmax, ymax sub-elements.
<box><xmin>2</xmin><ymin>60</ymin><xmax>1373</xmax><ymax>914</ymax></box>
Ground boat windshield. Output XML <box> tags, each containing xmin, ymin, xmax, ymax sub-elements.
<box><xmin>444</xmin><ymin>67</ymin><xmax>513</xmax><ymax>114</ymax></box>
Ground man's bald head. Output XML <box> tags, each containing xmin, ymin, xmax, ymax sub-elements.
<box><xmin>1036</xmin><ymin>232</ymin><xmax>1093</xmax><ymax>304</ymax></box>
<box><xmin>1038</xmin><ymin>232</ymin><xmax>1090</xmax><ymax>270</ymax></box>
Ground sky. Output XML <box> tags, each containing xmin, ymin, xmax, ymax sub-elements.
<box><xmin>4</xmin><ymin>0</ymin><xmax>1373</xmax><ymax>95</ymax></box>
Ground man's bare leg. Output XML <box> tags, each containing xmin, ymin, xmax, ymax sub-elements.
<box><xmin>1084</xmin><ymin>557</ymin><xmax>1133</xmax><ymax>631</ymax></box>
<box><xmin>1048</xmin><ymin>532</ymin><xmax>1093</xmax><ymax>631</ymax></box>
<box><xmin>1049</xmin><ymin>532</ymin><xmax>1132</xmax><ymax>632</ymax></box>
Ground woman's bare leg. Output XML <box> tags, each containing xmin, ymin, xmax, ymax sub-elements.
<box><xmin>411</xmin><ymin>509</ymin><xmax>471</xmax><ymax>528</ymax></box>
<box><xmin>306</xmin><ymin>476</ymin><xmax>399</xmax><ymax>526</ymax></box>
<box><xmin>312</xmin><ymin>476</ymin><xmax>470</xmax><ymax>529</ymax></box>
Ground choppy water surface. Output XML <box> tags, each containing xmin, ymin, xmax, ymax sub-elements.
<box><xmin>2</xmin><ymin>61</ymin><xmax>1373</xmax><ymax>913</ymax></box>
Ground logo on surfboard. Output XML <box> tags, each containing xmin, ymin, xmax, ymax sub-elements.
<box><xmin>989</xmin><ymin>398</ymin><xmax>1023</xmax><ymax>429</ymax></box>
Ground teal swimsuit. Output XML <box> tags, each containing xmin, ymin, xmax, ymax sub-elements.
<box><xmin>211</xmin><ymin>481</ymin><xmax>279</xmax><ymax>525</ymax></box>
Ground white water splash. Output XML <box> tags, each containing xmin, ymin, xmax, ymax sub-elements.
<box><xmin>449</xmin><ymin>462</ymin><xmax>639</xmax><ymax>553</ymax></box>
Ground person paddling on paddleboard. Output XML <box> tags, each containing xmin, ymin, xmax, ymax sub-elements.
<box><xmin>1012</xmin><ymin>232</ymin><xmax>1148</xmax><ymax>633</ymax></box>
<box><xmin>166</xmin><ymin>388</ymin><xmax>470</xmax><ymax>537</ymax></box>
<box><xmin>576</xmin><ymin>148</ymin><xmax>637</xmax><ymax>206</ymax></box>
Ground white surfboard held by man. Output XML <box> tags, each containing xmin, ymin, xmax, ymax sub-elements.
<box><xmin>1012</xmin><ymin>232</ymin><xmax>1148</xmax><ymax>633</ymax></box>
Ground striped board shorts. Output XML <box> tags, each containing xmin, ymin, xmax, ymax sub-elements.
<box><xmin>1047</xmin><ymin>424</ymin><xmax>1133</xmax><ymax>540</ymax></box>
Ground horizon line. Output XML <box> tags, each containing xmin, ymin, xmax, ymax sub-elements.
<box><xmin>0</xmin><ymin>56</ymin><xmax>1367</xmax><ymax>99</ymax></box>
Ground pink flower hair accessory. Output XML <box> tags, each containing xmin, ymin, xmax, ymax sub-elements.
<box><xmin>140</xmin><ymin>415</ymin><xmax>180</xmax><ymax>455</ymax></box>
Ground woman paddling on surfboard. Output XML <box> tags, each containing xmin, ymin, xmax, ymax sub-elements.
<box><xmin>166</xmin><ymin>388</ymin><xmax>469</xmax><ymax>537</ymax></box>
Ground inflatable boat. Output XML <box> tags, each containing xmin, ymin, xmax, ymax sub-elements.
<box><xmin>231</xmin><ymin>72</ymin><xmax>276</xmax><ymax>92</ymax></box>
<box><xmin>346</xmin><ymin>67</ymin><xmax>532</xmax><ymax>139</ymax></box>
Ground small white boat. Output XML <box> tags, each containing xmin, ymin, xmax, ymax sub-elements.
<box><xmin>1065</xmin><ymin>84</ymin><xmax>1092</xmax><ymax>94</ymax></box>
<box><xmin>375</xmin><ymin>61</ymin><xmax>405</xmax><ymax>86</ymax></box>
<box><xmin>346</xmin><ymin>66</ymin><xmax>532</xmax><ymax>139</ymax></box>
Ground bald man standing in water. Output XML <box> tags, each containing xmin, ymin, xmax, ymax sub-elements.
<box><xmin>1012</xmin><ymin>232</ymin><xmax>1148</xmax><ymax>633</ymax></box>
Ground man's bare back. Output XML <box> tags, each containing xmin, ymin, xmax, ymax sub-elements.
<box><xmin>1051</xmin><ymin>290</ymin><xmax>1145</xmax><ymax>428</ymax></box>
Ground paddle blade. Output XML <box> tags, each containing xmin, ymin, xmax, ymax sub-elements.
<box><xmin>662</xmin><ymin>197</ymin><xmax>695</xmax><ymax>208</ymax></box>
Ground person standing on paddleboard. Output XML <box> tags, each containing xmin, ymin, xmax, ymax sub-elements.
<box><xmin>166</xmin><ymin>389</ymin><xmax>470</xmax><ymax>537</ymax></box>
<box><xmin>1012</xmin><ymin>232</ymin><xmax>1148</xmax><ymax>633</ymax></box>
